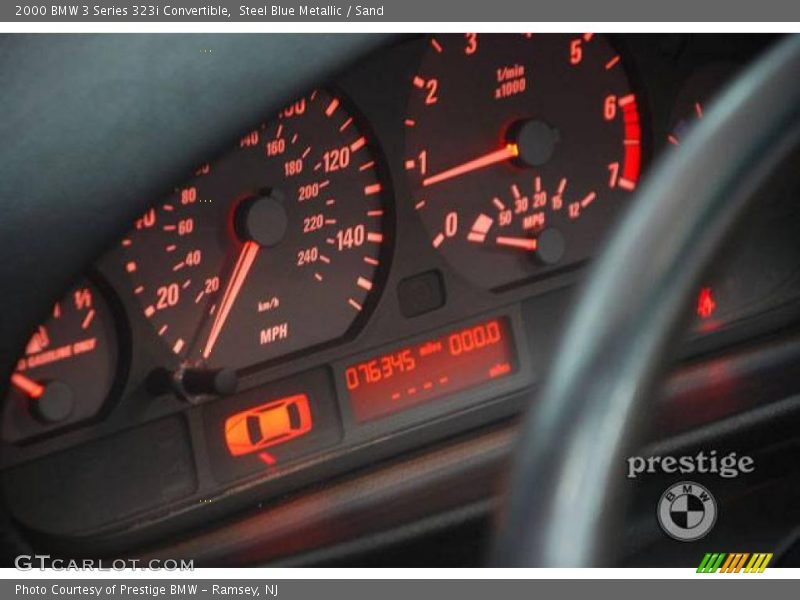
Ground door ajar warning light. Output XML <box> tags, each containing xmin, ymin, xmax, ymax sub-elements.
<box><xmin>224</xmin><ymin>394</ymin><xmax>313</xmax><ymax>457</ymax></box>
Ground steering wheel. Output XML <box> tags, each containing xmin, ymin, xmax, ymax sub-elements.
<box><xmin>493</xmin><ymin>34</ymin><xmax>800</xmax><ymax>567</ymax></box>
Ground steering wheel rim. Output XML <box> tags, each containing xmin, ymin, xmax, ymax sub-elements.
<box><xmin>493</xmin><ymin>34</ymin><xmax>800</xmax><ymax>567</ymax></box>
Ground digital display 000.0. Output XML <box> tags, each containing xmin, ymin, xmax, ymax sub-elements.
<box><xmin>344</xmin><ymin>318</ymin><xmax>517</xmax><ymax>422</ymax></box>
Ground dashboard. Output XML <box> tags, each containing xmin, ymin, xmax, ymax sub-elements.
<box><xmin>3</xmin><ymin>33</ymin><xmax>800</xmax><ymax>553</ymax></box>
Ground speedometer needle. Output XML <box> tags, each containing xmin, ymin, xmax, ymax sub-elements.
<box><xmin>422</xmin><ymin>143</ymin><xmax>519</xmax><ymax>188</ymax></box>
<box><xmin>202</xmin><ymin>240</ymin><xmax>260</xmax><ymax>360</ymax></box>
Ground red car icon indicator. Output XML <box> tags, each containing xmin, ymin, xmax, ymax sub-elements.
<box><xmin>224</xmin><ymin>394</ymin><xmax>313</xmax><ymax>457</ymax></box>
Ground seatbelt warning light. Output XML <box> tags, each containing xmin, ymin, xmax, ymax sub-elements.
<box><xmin>696</xmin><ymin>287</ymin><xmax>717</xmax><ymax>320</ymax></box>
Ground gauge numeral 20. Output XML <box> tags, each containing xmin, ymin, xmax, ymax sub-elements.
<box><xmin>156</xmin><ymin>283</ymin><xmax>180</xmax><ymax>310</ymax></box>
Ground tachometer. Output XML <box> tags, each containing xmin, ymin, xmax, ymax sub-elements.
<box><xmin>122</xmin><ymin>90</ymin><xmax>387</xmax><ymax>371</ymax></box>
<box><xmin>404</xmin><ymin>34</ymin><xmax>643</xmax><ymax>289</ymax></box>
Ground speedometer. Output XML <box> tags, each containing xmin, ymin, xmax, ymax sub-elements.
<box><xmin>404</xmin><ymin>34</ymin><xmax>643</xmax><ymax>289</ymax></box>
<box><xmin>122</xmin><ymin>90</ymin><xmax>388</xmax><ymax>371</ymax></box>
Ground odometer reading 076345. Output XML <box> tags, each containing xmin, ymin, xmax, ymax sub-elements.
<box><xmin>405</xmin><ymin>34</ymin><xmax>643</xmax><ymax>289</ymax></box>
<box><xmin>121</xmin><ymin>90</ymin><xmax>387</xmax><ymax>370</ymax></box>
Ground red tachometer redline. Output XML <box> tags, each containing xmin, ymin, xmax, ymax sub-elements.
<box><xmin>619</xmin><ymin>93</ymin><xmax>642</xmax><ymax>189</ymax></box>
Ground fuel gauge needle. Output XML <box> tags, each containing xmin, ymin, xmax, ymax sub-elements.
<box><xmin>422</xmin><ymin>143</ymin><xmax>519</xmax><ymax>188</ymax></box>
<box><xmin>202</xmin><ymin>240</ymin><xmax>260</xmax><ymax>360</ymax></box>
<box><xmin>11</xmin><ymin>373</ymin><xmax>45</xmax><ymax>399</ymax></box>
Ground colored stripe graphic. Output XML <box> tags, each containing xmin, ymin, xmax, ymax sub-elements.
<box><xmin>697</xmin><ymin>553</ymin><xmax>727</xmax><ymax>573</ymax></box>
<box><xmin>720</xmin><ymin>553</ymin><xmax>749</xmax><ymax>573</ymax></box>
<box><xmin>744</xmin><ymin>553</ymin><xmax>773</xmax><ymax>573</ymax></box>
<box><xmin>697</xmin><ymin>553</ymin><xmax>773</xmax><ymax>573</ymax></box>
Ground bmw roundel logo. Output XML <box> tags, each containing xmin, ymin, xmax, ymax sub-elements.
<box><xmin>657</xmin><ymin>481</ymin><xmax>717</xmax><ymax>541</ymax></box>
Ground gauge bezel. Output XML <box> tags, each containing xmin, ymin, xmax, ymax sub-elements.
<box><xmin>235</xmin><ymin>87</ymin><xmax>398</xmax><ymax>377</ymax></box>
<box><xmin>3</xmin><ymin>270</ymin><xmax>130</xmax><ymax>446</ymax></box>
<box><xmin>118</xmin><ymin>87</ymin><xmax>398</xmax><ymax>378</ymax></box>
<box><xmin>402</xmin><ymin>33</ymin><xmax>655</xmax><ymax>293</ymax></box>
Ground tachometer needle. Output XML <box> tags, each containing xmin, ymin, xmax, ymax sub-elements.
<box><xmin>11</xmin><ymin>373</ymin><xmax>45</xmax><ymax>399</ymax></box>
<box><xmin>422</xmin><ymin>143</ymin><xmax>519</xmax><ymax>188</ymax></box>
<box><xmin>202</xmin><ymin>240</ymin><xmax>260</xmax><ymax>360</ymax></box>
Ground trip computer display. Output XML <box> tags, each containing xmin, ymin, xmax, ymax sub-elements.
<box><xmin>344</xmin><ymin>317</ymin><xmax>518</xmax><ymax>422</ymax></box>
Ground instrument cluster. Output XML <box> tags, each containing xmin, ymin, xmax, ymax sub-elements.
<box><xmin>3</xmin><ymin>34</ymin><xmax>800</xmax><ymax>544</ymax></box>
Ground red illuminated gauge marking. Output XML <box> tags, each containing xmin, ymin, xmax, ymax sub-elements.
<box><xmin>122</xmin><ymin>90</ymin><xmax>387</xmax><ymax>370</ymax></box>
<box><xmin>2</xmin><ymin>279</ymin><xmax>119</xmax><ymax>441</ymax></box>
<box><xmin>667</xmin><ymin>63</ymin><xmax>739</xmax><ymax>149</ymax></box>
<box><xmin>404</xmin><ymin>34</ymin><xmax>644</xmax><ymax>289</ymax></box>
<box><xmin>668</xmin><ymin>102</ymin><xmax>705</xmax><ymax>146</ymax></box>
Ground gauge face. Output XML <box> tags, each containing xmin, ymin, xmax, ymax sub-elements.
<box><xmin>667</xmin><ymin>63</ymin><xmax>737</xmax><ymax>147</ymax></box>
<box><xmin>122</xmin><ymin>90</ymin><xmax>387</xmax><ymax>370</ymax></box>
<box><xmin>3</xmin><ymin>279</ymin><xmax>119</xmax><ymax>442</ymax></box>
<box><xmin>404</xmin><ymin>34</ymin><xmax>643</xmax><ymax>289</ymax></box>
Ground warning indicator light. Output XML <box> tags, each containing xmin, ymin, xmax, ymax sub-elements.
<box><xmin>224</xmin><ymin>394</ymin><xmax>312</xmax><ymax>457</ymax></box>
<box><xmin>696</xmin><ymin>287</ymin><xmax>717</xmax><ymax>320</ymax></box>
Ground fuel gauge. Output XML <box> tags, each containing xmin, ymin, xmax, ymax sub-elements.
<box><xmin>3</xmin><ymin>278</ymin><xmax>120</xmax><ymax>442</ymax></box>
